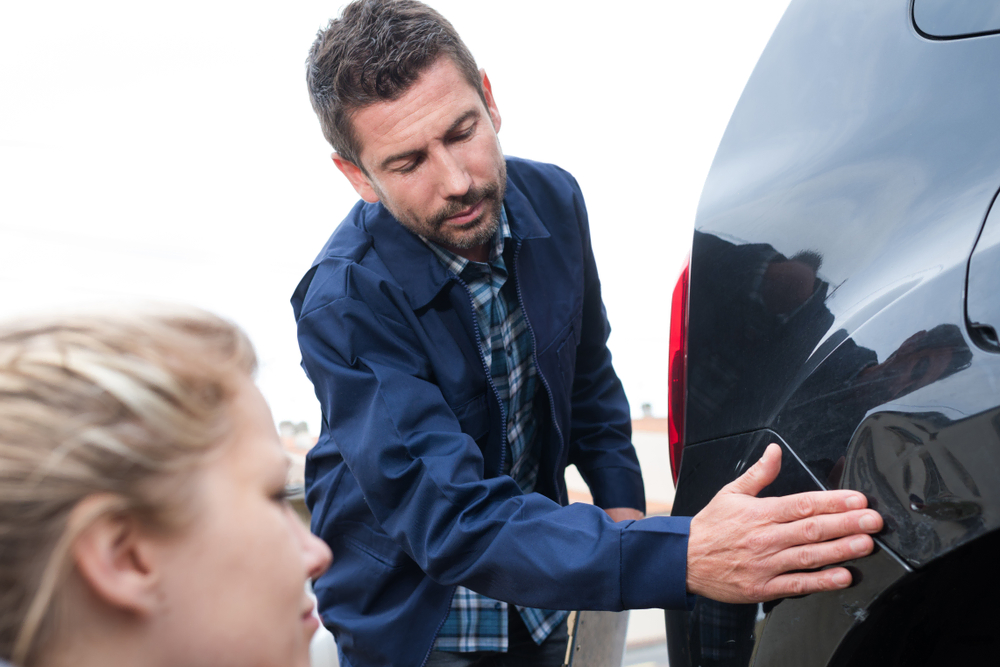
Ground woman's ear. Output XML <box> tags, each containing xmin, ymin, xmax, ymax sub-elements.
<box><xmin>69</xmin><ymin>494</ymin><xmax>160</xmax><ymax>616</ymax></box>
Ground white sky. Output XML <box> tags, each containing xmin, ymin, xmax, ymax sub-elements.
<box><xmin>1</xmin><ymin>0</ymin><xmax>790</xmax><ymax>431</ymax></box>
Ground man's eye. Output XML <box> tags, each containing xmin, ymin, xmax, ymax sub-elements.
<box><xmin>450</xmin><ymin>126</ymin><xmax>475</xmax><ymax>142</ymax></box>
<box><xmin>394</xmin><ymin>158</ymin><xmax>421</xmax><ymax>174</ymax></box>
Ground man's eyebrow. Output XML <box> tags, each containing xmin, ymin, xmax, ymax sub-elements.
<box><xmin>445</xmin><ymin>109</ymin><xmax>480</xmax><ymax>135</ymax></box>
<box><xmin>378</xmin><ymin>109</ymin><xmax>481</xmax><ymax>171</ymax></box>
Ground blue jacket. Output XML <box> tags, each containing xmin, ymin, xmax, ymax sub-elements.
<box><xmin>292</xmin><ymin>158</ymin><xmax>692</xmax><ymax>667</ymax></box>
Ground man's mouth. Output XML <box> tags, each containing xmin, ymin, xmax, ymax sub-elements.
<box><xmin>444</xmin><ymin>199</ymin><xmax>485</xmax><ymax>226</ymax></box>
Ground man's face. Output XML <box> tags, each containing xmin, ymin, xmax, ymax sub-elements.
<box><xmin>334</xmin><ymin>57</ymin><xmax>506</xmax><ymax>256</ymax></box>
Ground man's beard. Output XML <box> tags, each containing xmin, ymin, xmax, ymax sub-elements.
<box><xmin>425</xmin><ymin>180</ymin><xmax>506</xmax><ymax>249</ymax></box>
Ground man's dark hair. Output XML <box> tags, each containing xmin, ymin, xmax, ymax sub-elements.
<box><xmin>306</xmin><ymin>0</ymin><xmax>486</xmax><ymax>169</ymax></box>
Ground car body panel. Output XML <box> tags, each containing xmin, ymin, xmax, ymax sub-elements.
<box><xmin>684</xmin><ymin>0</ymin><xmax>1000</xmax><ymax>513</ymax></box>
<box><xmin>844</xmin><ymin>402</ymin><xmax>1000</xmax><ymax>567</ymax></box>
<box><xmin>666</xmin><ymin>433</ymin><xmax>911</xmax><ymax>667</ymax></box>
<box><xmin>687</xmin><ymin>0</ymin><xmax>1000</xmax><ymax>449</ymax></box>
<box><xmin>668</xmin><ymin>0</ymin><xmax>1000</xmax><ymax>663</ymax></box>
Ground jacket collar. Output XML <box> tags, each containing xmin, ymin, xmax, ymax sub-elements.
<box><xmin>367</xmin><ymin>164</ymin><xmax>552</xmax><ymax>310</ymax></box>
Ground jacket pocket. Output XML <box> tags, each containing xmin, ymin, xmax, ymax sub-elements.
<box><xmin>450</xmin><ymin>392</ymin><xmax>490</xmax><ymax>442</ymax></box>
<box><xmin>337</xmin><ymin>523</ymin><xmax>410</xmax><ymax>569</ymax></box>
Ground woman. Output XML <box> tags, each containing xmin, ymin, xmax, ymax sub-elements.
<box><xmin>0</xmin><ymin>307</ymin><xmax>332</xmax><ymax>667</ymax></box>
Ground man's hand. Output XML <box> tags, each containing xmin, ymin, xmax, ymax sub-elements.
<box><xmin>686</xmin><ymin>443</ymin><xmax>883</xmax><ymax>603</ymax></box>
<box><xmin>605</xmin><ymin>507</ymin><xmax>644</xmax><ymax>522</ymax></box>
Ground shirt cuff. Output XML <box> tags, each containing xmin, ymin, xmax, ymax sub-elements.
<box><xmin>619</xmin><ymin>515</ymin><xmax>696</xmax><ymax>611</ymax></box>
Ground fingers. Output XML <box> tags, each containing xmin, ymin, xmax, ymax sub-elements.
<box><xmin>772</xmin><ymin>508</ymin><xmax>882</xmax><ymax>551</ymax></box>
<box><xmin>757</xmin><ymin>566</ymin><xmax>855</xmax><ymax>601</ymax></box>
<box><xmin>741</xmin><ymin>508</ymin><xmax>881</xmax><ymax>562</ymax></box>
<box><xmin>764</xmin><ymin>489</ymin><xmax>873</xmax><ymax>523</ymax></box>
<box><xmin>724</xmin><ymin>443</ymin><xmax>782</xmax><ymax>497</ymax></box>
<box><xmin>767</xmin><ymin>533</ymin><xmax>876</xmax><ymax>574</ymax></box>
<box><xmin>689</xmin><ymin>532</ymin><xmax>874</xmax><ymax>603</ymax></box>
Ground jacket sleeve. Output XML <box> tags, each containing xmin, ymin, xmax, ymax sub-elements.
<box><xmin>296</xmin><ymin>285</ymin><xmax>691</xmax><ymax>611</ymax></box>
<box><xmin>561</xmin><ymin>174</ymin><xmax>647</xmax><ymax>512</ymax></box>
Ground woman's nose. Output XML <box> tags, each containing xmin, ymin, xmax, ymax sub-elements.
<box><xmin>297</xmin><ymin>517</ymin><xmax>333</xmax><ymax>579</ymax></box>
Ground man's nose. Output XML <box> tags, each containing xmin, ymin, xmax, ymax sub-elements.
<box><xmin>435</xmin><ymin>149</ymin><xmax>473</xmax><ymax>198</ymax></box>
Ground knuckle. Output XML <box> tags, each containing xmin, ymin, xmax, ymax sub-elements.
<box><xmin>828</xmin><ymin>537</ymin><xmax>849</xmax><ymax>560</ymax></box>
<box><xmin>801</xmin><ymin>518</ymin><xmax>823</xmax><ymax>543</ymax></box>
<box><xmin>794</xmin><ymin>494</ymin><xmax>814</xmax><ymax>519</ymax></box>
<box><xmin>745</xmin><ymin>580</ymin><xmax>768</xmax><ymax>601</ymax></box>
<box><xmin>746</xmin><ymin>531</ymin><xmax>772</xmax><ymax>553</ymax></box>
<box><xmin>796</xmin><ymin>547</ymin><xmax>818</xmax><ymax>570</ymax></box>
<box><xmin>788</xmin><ymin>577</ymin><xmax>808</xmax><ymax>596</ymax></box>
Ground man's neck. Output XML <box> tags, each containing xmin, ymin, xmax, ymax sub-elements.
<box><xmin>444</xmin><ymin>242</ymin><xmax>490</xmax><ymax>264</ymax></box>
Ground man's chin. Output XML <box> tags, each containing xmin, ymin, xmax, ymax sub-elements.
<box><xmin>440</xmin><ymin>216</ymin><xmax>499</xmax><ymax>250</ymax></box>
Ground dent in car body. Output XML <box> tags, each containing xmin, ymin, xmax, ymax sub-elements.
<box><xmin>844</xmin><ymin>402</ymin><xmax>1000</xmax><ymax>567</ymax></box>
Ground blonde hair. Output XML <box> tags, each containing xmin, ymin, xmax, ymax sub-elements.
<box><xmin>0</xmin><ymin>307</ymin><xmax>257</xmax><ymax>666</ymax></box>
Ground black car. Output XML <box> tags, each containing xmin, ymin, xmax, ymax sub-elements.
<box><xmin>665</xmin><ymin>0</ymin><xmax>1000</xmax><ymax>665</ymax></box>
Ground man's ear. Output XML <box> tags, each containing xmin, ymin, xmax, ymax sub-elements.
<box><xmin>480</xmin><ymin>69</ymin><xmax>501</xmax><ymax>134</ymax></box>
<box><xmin>70</xmin><ymin>494</ymin><xmax>159</xmax><ymax>616</ymax></box>
<box><xmin>333</xmin><ymin>154</ymin><xmax>380</xmax><ymax>203</ymax></box>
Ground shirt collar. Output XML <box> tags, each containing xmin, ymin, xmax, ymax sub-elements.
<box><xmin>354</xmin><ymin>165</ymin><xmax>552</xmax><ymax>312</ymax></box>
<box><xmin>422</xmin><ymin>205</ymin><xmax>511</xmax><ymax>274</ymax></box>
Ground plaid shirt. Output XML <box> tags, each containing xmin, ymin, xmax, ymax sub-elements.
<box><xmin>422</xmin><ymin>207</ymin><xmax>568</xmax><ymax>652</ymax></box>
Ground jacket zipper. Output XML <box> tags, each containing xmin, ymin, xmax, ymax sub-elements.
<box><xmin>418</xmin><ymin>275</ymin><xmax>509</xmax><ymax>667</ymax></box>
<box><xmin>455</xmin><ymin>274</ymin><xmax>510</xmax><ymax>474</ymax></box>
<box><xmin>419</xmin><ymin>586</ymin><xmax>457</xmax><ymax>667</ymax></box>
<box><xmin>512</xmin><ymin>240</ymin><xmax>565</xmax><ymax>496</ymax></box>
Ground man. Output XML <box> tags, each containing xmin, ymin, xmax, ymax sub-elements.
<box><xmin>292</xmin><ymin>2</ymin><xmax>883</xmax><ymax>666</ymax></box>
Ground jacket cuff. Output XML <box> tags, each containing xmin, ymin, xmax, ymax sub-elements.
<box><xmin>588</xmin><ymin>466</ymin><xmax>646</xmax><ymax>513</ymax></box>
<box><xmin>620</xmin><ymin>516</ymin><xmax>696</xmax><ymax>611</ymax></box>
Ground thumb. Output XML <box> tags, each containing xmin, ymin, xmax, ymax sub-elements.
<box><xmin>724</xmin><ymin>443</ymin><xmax>782</xmax><ymax>497</ymax></box>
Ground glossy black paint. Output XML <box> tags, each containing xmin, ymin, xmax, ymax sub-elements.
<box><xmin>669</xmin><ymin>0</ymin><xmax>1000</xmax><ymax>663</ymax></box>
<box><xmin>666</xmin><ymin>434</ymin><xmax>911</xmax><ymax>667</ymax></box>
<box><xmin>843</xmin><ymin>402</ymin><xmax>1000</xmax><ymax>567</ymax></box>
<box><xmin>827</xmin><ymin>528</ymin><xmax>1000</xmax><ymax>666</ymax></box>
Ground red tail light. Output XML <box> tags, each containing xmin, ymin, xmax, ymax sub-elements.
<box><xmin>668</xmin><ymin>256</ymin><xmax>690</xmax><ymax>485</ymax></box>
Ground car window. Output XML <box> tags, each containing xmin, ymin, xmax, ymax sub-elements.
<box><xmin>913</xmin><ymin>0</ymin><xmax>1000</xmax><ymax>39</ymax></box>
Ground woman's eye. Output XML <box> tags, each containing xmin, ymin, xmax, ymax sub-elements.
<box><xmin>274</xmin><ymin>484</ymin><xmax>298</xmax><ymax>505</ymax></box>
